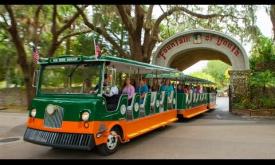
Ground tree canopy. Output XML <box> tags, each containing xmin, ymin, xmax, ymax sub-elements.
<box><xmin>0</xmin><ymin>5</ymin><xmax>272</xmax><ymax>107</ymax></box>
<box><xmin>190</xmin><ymin>61</ymin><xmax>231</xmax><ymax>89</ymax></box>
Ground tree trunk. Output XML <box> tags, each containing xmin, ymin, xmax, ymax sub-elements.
<box><xmin>8</xmin><ymin>24</ymin><xmax>35</xmax><ymax>107</ymax></box>
<box><xmin>5</xmin><ymin>57</ymin><xmax>11</xmax><ymax>88</ymax></box>
<box><xmin>24</xmin><ymin>71</ymin><xmax>35</xmax><ymax>107</ymax></box>
<box><xmin>128</xmin><ymin>33</ymin><xmax>143</xmax><ymax>61</ymax></box>
<box><xmin>131</xmin><ymin>44</ymin><xmax>143</xmax><ymax>61</ymax></box>
<box><xmin>47</xmin><ymin>38</ymin><xmax>58</xmax><ymax>57</ymax></box>
<box><xmin>16</xmin><ymin>52</ymin><xmax>35</xmax><ymax>107</ymax></box>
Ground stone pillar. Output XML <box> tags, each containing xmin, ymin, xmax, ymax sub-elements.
<box><xmin>228</xmin><ymin>70</ymin><xmax>251</xmax><ymax>112</ymax></box>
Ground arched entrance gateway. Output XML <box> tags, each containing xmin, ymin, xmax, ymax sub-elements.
<box><xmin>151</xmin><ymin>29</ymin><xmax>250</xmax><ymax>112</ymax></box>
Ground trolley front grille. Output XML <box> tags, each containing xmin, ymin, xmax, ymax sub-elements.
<box><xmin>24</xmin><ymin>128</ymin><xmax>94</xmax><ymax>150</ymax></box>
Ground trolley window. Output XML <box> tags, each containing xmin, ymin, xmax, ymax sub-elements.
<box><xmin>40</xmin><ymin>63</ymin><xmax>101</xmax><ymax>94</ymax></box>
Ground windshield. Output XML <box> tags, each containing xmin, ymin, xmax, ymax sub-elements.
<box><xmin>40</xmin><ymin>63</ymin><xmax>102</xmax><ymax>94</ymax></box>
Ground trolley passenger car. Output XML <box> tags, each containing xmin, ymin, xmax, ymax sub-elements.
<box><xmin>145</xmin><ymin>72</ymin><xmax>217</xmax><ymax>119</ymax></box>
<box><xmin>24</xmin><ymin>55</ymin><xmax>179</xmax><ymax>155</ymax></box>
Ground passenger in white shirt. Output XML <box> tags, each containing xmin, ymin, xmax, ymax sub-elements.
<box><xmin>103</xmin><ymin>73</ymin><xmax>120</xmax><ymax>111</ymax></box>
<box><xmin>103</xmin><ymin>74</ymin><xmax>119</xmax><ymax>97</ymax></box>
<box><xmin>104</xmin><ymin>85</ymin><xmax>119</xmax><ymax>97</ymax></box>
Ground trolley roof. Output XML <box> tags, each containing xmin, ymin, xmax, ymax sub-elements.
<box><xmin>39</xmin><ymin>55</ymin><xmax>178</xmax><ymax>74</ymax></box>
<box><xmin>145</xmin><ymin>72</ymin><xmax>215</xmax><ymax>85</ymax></box>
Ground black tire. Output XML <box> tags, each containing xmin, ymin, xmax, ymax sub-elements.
<box><xmin>97</xmin><ymin>128</ymin><xmax>121</xmax><ymax>156</ymax></box>
<box><xmin>177</xmin><ymin>114</ymin><xmax>184</xmax><ymax>122</ymax></box>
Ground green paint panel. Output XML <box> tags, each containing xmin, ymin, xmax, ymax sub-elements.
<box><xmin>30</xmin><ymin>94</ymin><xmax>130</xmax><ymax>121</ymax></box>
<box><xmin>154</xmin><ymin>93</ymin><xmax>161</xmax><ymax>113</ymax></box>
<box><xmin>144</xmin><ymin>93</ymin><xmax>151</xmax><ymax>116</ymax></box>
<box><xmin>177</xmin><ymin>93</ymin><xmax>186</xmax><ymax>109</ymax></box>
<box><xmin>30</xmin><ymin>96</ymin><xmax>101</xmax><ymax>121</ymax></box>
<box><xmin>132</xmin><ymin>94</ymin><xmax>140</xmax><ymax>119</ymax></box>
<box><xmin>163</xmin><ymin>93</ymin><xmax>168</xmax><ymax>111</ymax></box>
<box><xmin>100</xmin><ymin>95</ymin><xmax>128</xmax><ymax>120</ymax></box>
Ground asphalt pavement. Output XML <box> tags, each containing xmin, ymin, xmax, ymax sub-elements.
<box><xmin>1</xmin><ymin>97</ymin><xmax>275</xmax><ymax>159</ymax></box>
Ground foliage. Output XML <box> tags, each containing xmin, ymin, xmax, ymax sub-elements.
<box><xmin>0</xmin><ymin>5</ymin><xmax>270</xmax><ymax>107</ymax></box>
<box><xmin>188</xmin><ymin>61</ymin><xmax>231</xmax><ymax>89</ymax></box>
<box><xmin>190</xmin><ymin>72</ymin><xmax>215</xmax><ymax>83</ymax></box>
<box><xmin>0</xmin><ymin>29</ymin><xmax>23</xmax><ymax>87</ymax></box>
<box><xmin>74</xmin><ymin>5</ymin><xmax>262</xmax><ymax>62</ymax></box>
<box><xmin>235</xmin><ymin>70</ymin><xmax>275</xmax><ymax>110</ymax></box>
<box><xmin>234</xmin><ymin>94</ymin><xmax>275</xmax><ymax>109</ymax></box>
<box><xmin>202</xmin><ymin>61</ymin><xmax>231</xmax><ymax>89</ymax></box>
<box><xmin>249</xmin><ymin>70</ymin><xmax>275</xmax><ymax>88</ymax></box>
<box><xmin>249</xmin><ymin>36</ymin><xmax>275</xmax><ymax>71</ymax></box>
<box><xmin>259</xmin><ymin>97</ymin><xmax>275</xmax><ymax>108</ymax></box>
<box><xmin>238</xmin><ymin>34</ymin><xmax>275</xmax><ymax>110</ymax></box>
<box><xmin>160</xmin><ymin>5</ymin><xmax>260</xmax><ymax>44</ymax></box>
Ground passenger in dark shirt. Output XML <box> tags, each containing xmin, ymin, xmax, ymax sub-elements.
<box><xmin>177</xmin><ymin>84</ymin><xmax>184</xmax><ymax>93</ymax></box>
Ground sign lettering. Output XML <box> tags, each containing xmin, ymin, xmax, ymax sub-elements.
<box><xmin>158</xmin><ymin>33</ymin><xmax>241</xmax><ymax>60</ymax></box>
<box><xmin>51</xmin><ymin>57</ymin><xmax>80</xmax><ymax>63</ymax></box>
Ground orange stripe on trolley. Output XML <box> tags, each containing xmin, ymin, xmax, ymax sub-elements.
<box><xmin>26</xmin><ymin>118</ymin><xmax>120</xmax><ymax>145</ymax></box>
<box><xmin>125</xmin><ymin>110</ymin><xmax>177</xmax><ymax>139</ymax></box>
<box><xmin>26</xmin><ymin>109</ymin><xmax>178</xmax><ymax>144</ymax></box>
<box><xmin>27</xmin><ymin>118</ymin><xmax>113</xmax><ymax>134</ymax></box>
<box><xmin>178</xmin><ymin>104</ymin><xmax>208</xmax><ymax>118</ymax></box>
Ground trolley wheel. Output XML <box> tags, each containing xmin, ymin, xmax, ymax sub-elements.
<box><xmin>177</xmin><ymin>114</ymin><xmax>184</xmax><ymax>122</ymax></box>
<box><xmin>97</xmin><ymin>128</ymin><xmax>121</xmax><ymax>156</ymax></box>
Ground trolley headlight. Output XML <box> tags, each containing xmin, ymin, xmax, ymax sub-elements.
<box><xmin>31</xmin><ymin>108</ymin><xmax>36</xmax><ymax>117</ymax></box>
<box><xmin>81</xmin><ymin>111</ymin><xmax>90</xmax><ymax>121</ymax></box>
<box><xmin>46</xmin><ymin>104</ymin><xmax>56</xmax><ymax>115</ymax></box>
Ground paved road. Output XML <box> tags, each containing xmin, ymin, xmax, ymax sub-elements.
<box><xmin>1</xmin><ymin>97</ymin><xmax>275</xmax><ymax>159</ymax></box>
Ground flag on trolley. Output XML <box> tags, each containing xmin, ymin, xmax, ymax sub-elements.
<box><xmin>32</xmin><ymin>46</ymin><xmax>39</xmax><ymax>64</ymax></box>
<box><xmin>94</xmin><ymin>39</ymin><xmax>101</xmax><ymax>59</ymax></box>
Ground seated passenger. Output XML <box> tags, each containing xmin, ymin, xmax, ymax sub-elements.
<box><xmin>134</xmin><ymin>80</ymin><xmax>140</xmax><ymax>93</ymax></box>
<box><xmin>122</xmin><ymin>78</ymin><xmax>135</xmax><ymax>105</ymax></box>
<box><xmin>177</xmin><ymin>84</ymin><xmax>184</xmax><ymax>93</ymax></box>
<box><xmin>160</xmin><ymin>79</ymin><xmax>174</xmax><ymax>96</ymax></box>
<box><xmin>195</xmin><ymin>85</ymin><xmax>200</xmax><ymax>93</ymax></box>
<box><xmin>145</xmin><ymin>79</ymin><xmax>151</xmax><ymax>92</ymax></box>
<box><xmin>183</xmin><ymin>85</ymin><xmax>189</xmax><ymax>93</ymax></box>
<box><xmin>103</xmin><ymin>74</ymin><xmax>118</xmax><ymax>97</ymax></box>
<box><xmin>151</xmin><ymin>79</ymin><xmax>160</xmax><ymax>92</ymax></box>
<box><xmin>136</xmin><ymin>79</ymin><xmax>149</xmax><ymax>104</ymax></box>
<box><xmin>102</xmin><ymin>73</ymin><xmax>120</xmax><ymax>111</ymax></box>
<box><xmin>83</xmin><ymin>78</ymin><xmax>92</xmax><ymax>93</ymax></box>
<box><xmin>190</xmin><ymin>85</ymin><xmax>194</xmax><ymax>93</ymax></box>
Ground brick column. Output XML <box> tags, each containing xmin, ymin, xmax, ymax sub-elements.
<box><xmin>228</xmin><ymin>70</ymin><xmax>251</xmax><ymax>112</ymax></box>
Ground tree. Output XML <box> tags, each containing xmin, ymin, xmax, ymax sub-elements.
<box><xmin>249</xmin><ymin>35</ymin><xmax>275</xmax><ymax>71</ymax></box>
<box><xmin>0</xmin><ymin>5</ymin><xmax>91</xmax><ymax>107</ymax></box>
<box><xmin>202</xmin><ymin>61</ymin><xmax>231</xmax><ymax>89</ymax></box>
<box><xmin>190</xmin><ymin>72</ymin><xmax>215</xmax><ymax>83</ymax></box>
<box><xmin>250</xmin><ymin>70</ymin><xmax>275</xmax><ymax>88</ymax></box>
<box><xmin>0</xmin><ymin>5</ymin><xmax>263</xmax><ymax>107</ymax></box>
<box><xmin>76</xmin><ymin>5</ymin><xmax>257</xmax><ymax>63</ymax></box>
<box><xmin>0</xmin><ymin>26</ymin><xmax>17</xmax><ymax>87</ymax></box>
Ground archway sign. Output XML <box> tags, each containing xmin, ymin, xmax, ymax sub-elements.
<box><xmin>152</xmin><ymin>29</ymin><xmax>251</xmax><ymax>111</ymax></box>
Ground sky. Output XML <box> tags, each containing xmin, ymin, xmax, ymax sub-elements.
<box><xmin>183</xmin><ymin>5</ymin><xmax>273</xmax><ymax>74</ymax></box>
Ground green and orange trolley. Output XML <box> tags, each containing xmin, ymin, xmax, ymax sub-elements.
<box><xmin>23</xmin><ymin>55</ymin><xmax>216</xmax><ymax>155</ymax></box>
